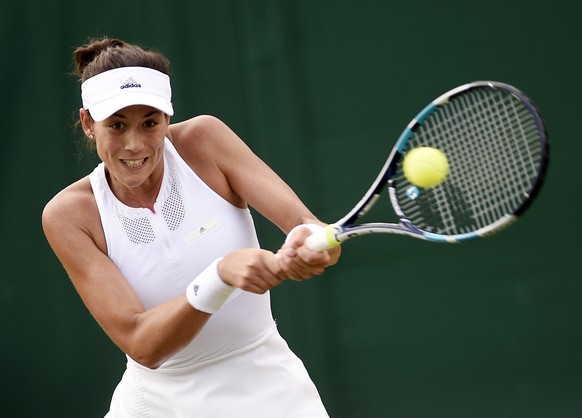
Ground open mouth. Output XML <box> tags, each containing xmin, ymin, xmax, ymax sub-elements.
<box><xmin>122</xmin><ymin>158</ymin><xmax>147</xmax><ymax>168</ymax></box>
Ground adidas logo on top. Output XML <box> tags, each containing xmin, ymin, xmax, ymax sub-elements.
<box><xmin>120</xmin><ymin>76</ymin><xmax>142</xmax><ymax>89</ymax></box>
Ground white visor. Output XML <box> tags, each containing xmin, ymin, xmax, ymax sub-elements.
<box><xmin>81</xmin><ymin>66</ymin><xmax>174</xmax><ymax>122</ymax></box>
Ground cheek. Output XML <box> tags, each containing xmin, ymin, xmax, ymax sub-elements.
<box><xmin>94</xmin><ymin>142</ymin><xmax>107</xmax><ymax>162</ymax></box>
<box><xmin>94</xmin><ymin>136</ymin><xmax>116</xmax><ymax>160</ymax></box>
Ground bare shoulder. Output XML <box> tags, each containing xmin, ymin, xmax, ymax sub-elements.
<box><xmin>168</xmin><ymin>114</ymin><xmax>230</xmax><ymax>138</ymax></box>
<box><xmin>167</xmin><ymin>115</ymin><xmax>250</xmax><ymax>207</ymax></box>
<box><xmin>42</xmin><ymin>176</ymin><xmax>106</xmax><ymax>253</ymax></box>
<box><xmin>43</xmin><ymin>177</ymin><xmax>95</xmax><ymax>224</ymax></box>
<box><xmin>167</xmin><ymin>115</ymin><xmax>242</xmax><ymax>162</ymax></box>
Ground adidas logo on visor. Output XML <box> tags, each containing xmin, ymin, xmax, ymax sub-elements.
<box><xmin>120</xmin><ymin>76</ymin><xmax>142</xmax><ymax>89</ymax></box>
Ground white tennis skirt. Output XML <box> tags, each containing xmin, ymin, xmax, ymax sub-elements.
<box><xmin>105</xmin><ymin>325</ymin><xmax>329</xmax><ymax>417</ymax></box>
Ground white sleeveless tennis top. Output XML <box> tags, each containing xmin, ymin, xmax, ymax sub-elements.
<box><xmin>89</xmin><ymin>138</ymin><xmax>275</xmax><ymax>369</ymax></box>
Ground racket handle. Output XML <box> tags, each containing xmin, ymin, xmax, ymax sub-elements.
<box><xmin>305</xmin><ymin>224</ymin><xmax>341</xmax><ymax>252</ymax></box>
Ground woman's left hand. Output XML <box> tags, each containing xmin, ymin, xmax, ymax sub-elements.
<box><xmin>277</xmin><ymin>225</ymin><xmax>341</xmax><ymax>281</ymax></box>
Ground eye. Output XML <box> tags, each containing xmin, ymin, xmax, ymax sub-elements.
<box><xmin>144</xmin><ymin>120</ymin><xmax>158</xmax><ymax>128</ymax></box>
<box><xmin>109</xmin><ymin>122</ymin><xmax>124</xmax><ymax>130</ymax></box>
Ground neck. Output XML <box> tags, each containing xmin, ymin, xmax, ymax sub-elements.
<box><xmin>104</xmin><ymin>166</ymin><xmax>164</xmax><ymax>212</ymax></box>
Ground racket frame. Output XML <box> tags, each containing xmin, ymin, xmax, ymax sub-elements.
<box><xmin>307</xmin><ymin>81</ymin><xmax>548</xmax><ymax>250</ymax></box>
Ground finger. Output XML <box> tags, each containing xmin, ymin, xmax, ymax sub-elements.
<box><xmin>245</xmin><ymin>252</ymin><xmax>286</xmax><ymax>290</ymax></box>
<box><xmin>267</xmin><ymin>252</ymin><xmax>288</xmax><ymax>280</ymax></box>
<box><xmin>285</xmin><ymin>226</ymin><xmax>314</xmax><ymax>248</ymax></box>
<box><xmin>285</xmin><ymin>226</ymin><xmax>333</xmax><ymax>268</ymax></box>
<box><xmin>296</xmin><ymin>246</ymin><xmax>332</xmax><ymax>266</ymax></box>
<box><xmin>236</xmin><ymin>270</ymin><xmax>283</xmax><ymax>293</ymax></box>
<box><xmin>277</xmin><ymin>251</ymin><xmax>322</xmax><ymax>280</ymax></box>
<box><xmin>238</xmin><ymin>282</ymin><xmax>269</xmax><ymax>294</ymax></box>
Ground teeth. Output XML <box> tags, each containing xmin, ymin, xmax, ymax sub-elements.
<box><xmin>122</xmin><ymin>158</ymin><xmax>145</xmax><ymax>167</ymax></box>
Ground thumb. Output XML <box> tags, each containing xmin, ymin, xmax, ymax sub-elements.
<box><xmin>285</xmin><ymin>224</ymin><xmax>324</xmax><ymax>246</ymax></box>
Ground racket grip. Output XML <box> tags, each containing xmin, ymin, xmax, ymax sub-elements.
<box><xmin>304</xmin><ymin>224</ymin><xmax>341</xmax><ymax>252</ymax></box>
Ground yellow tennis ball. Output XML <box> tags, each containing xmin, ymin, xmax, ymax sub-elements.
<box><xmin>402</xmin><ymin>147</ymin><xmax>449</xmax><ymax>188</ymax></box>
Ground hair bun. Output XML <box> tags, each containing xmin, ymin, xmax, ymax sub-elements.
<box><xmin>73</xmin><ymin>38</ymin><xmax>127</xmax><ymax>79</ymax></box>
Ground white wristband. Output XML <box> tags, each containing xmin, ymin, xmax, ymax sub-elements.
<box><xmin>186</xmin><ymin>258</ymin><xmax>235</xmax><ymax>314</ymax></box>
<box><xmin>285</xmin><ymin>223</ymin><xmax>324</xmax><ymax>243</ymax></box>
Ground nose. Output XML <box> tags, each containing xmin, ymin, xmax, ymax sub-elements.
<box><xmin>124</xmin><ymin>132</ymin><xmax>145</xmax><ymax>153</ymax></box>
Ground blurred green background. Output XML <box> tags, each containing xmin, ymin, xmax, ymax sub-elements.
<box><xmin>1</xmin><ymin>1</ymin><xmax>580</xmax><ymax>417</ymax></box>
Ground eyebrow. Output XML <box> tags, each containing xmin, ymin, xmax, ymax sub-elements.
<box><xmin>111</xmin><ymin>110</ymin><xmax>160</xmax><ymax>119</ymax></box>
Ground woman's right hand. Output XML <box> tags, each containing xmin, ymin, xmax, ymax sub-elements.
<box><xmin>217</xmin><ymin>249</ymin><xmax>287</xmax><ymax>294</ymax></box>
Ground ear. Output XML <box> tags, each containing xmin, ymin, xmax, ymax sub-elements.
<box><xmin>79</xmin><ymin>108</ymin><xmax>94</xmax><ymax>137</ymax></box>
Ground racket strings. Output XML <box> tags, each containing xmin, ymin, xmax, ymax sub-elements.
<box><xmin>395</xmin><ymin>87</ymin><xmax>544</xmax><ymax>235</ymax></box>
<box><xmin>442</xmin><ymin>91</ymin><xmax>537</xmax><ymax>229</ymax></box>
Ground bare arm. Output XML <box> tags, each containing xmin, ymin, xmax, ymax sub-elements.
<box><xmin>42</xmin><ymin>181</ymin><xmax>284</xmax><ymax>369</ymax></box>
<box><xmin>168</xmin><ymin>115</ymin><xmax>321</xmax><ymax>232</ymax></box>
<box><xmin>42</xmin><ymin>182</ymin><xmax>210</xmax><ymax>368</ymax></box>
<box><xmin>168</xmin><ymin>115</ymin><xmax>341</xmax><ymax>272</ymax></box>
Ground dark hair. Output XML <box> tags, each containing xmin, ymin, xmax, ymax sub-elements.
<box><xmin>73</xmin><ymin>37</ymin><xmax>170</xmax><ymax>82</ymax></box>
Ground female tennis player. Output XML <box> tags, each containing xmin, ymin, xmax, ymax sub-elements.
<box><xmin>42</xmin><ymin>38</ymin><xmax>339</xmax><ymax>417</ymax></box>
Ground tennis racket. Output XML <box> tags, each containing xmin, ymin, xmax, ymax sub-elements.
<box><xmin>306</xmin><ymin>81</ymin><xmax>549</xmax><ymax>251</ymax></box>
